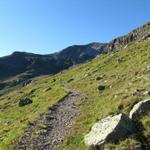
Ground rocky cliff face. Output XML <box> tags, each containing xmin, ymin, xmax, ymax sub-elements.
<box><xmin>105</xmin><ymin>22</ymin><xmax>150</xmax><ymax>52</ymax></box>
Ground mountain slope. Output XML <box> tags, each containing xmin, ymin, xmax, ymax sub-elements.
<box><xmin>1</xmin><ymin>22</ymin><xmax>150</xmax><ymax>149</ymax></box>
<box><xmin>0</xmin><ymin>39</ymin><xmax>150</xmax><ymax>149</ymax></box>
<box><xmin>1</xmin><ymin>21</ymin><xmax>150</xmax><ymax>81</ymax></box>
<box><xmin>0</xmin><ymin>21</ymin><xmax>150</xmax><ymax>87</ymax></box>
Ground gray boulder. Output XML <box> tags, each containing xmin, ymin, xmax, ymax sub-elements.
<box><xmin>84</xmin><ymin>113</ymin><xmax>136</xmax><ymax>149</ymax></box>
<box><xmin>129</xmin><ymin>99</ymin><xmax>150</xmax><ymax>121</ymax></box>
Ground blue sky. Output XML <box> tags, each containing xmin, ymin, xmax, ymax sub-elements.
<box><xmin>0</xmin><ymin>0</ymin><xmax>150</xmax><ymax>56</ymax></box>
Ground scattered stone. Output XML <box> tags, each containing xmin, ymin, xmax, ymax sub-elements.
<box><xmin>16</xmin><ymin>90</ymin><xmax>81</xmax><ymax>150</ymax></box>
<box><xmin>143</xmin><ymin>91</ymin><xmax>150</xmax><ymax>96</ymax></box>
<box><xmin>11</xmin><ymin>80</ymin><xmax>20</xmax><ymax>87</ymax></box>
<box><xmin>43</xmin><ymin>87</ymin><xmax>52</xmax><ymax>92</ymax></box>
<box><xmin>53</xmin><ymin>79</ymin><xmax>56</xmax><ymax>82</ymax></box>
<box><xmin>92</xmin><ymin>69</ymin><xmax>98</xmax><ymax>73</ymax></box>
<box><xmin>109</xmin><ymin>85</ymin><xmax>112</xmax><ymax>89</ymax></box>
<box><xmin>0</xmin><ymin>82</ymin><xmax>6</xmax><ymax>90</ymax></box>
<box><xmin>22</xmin><ymin>79</ymin><xmax>32</xmax><ymax>86</ymax></box>
<box><xmin>84</xmin><ymin>113</ymin><xmax>136</xmax><ymax>149</ymax></box>
<box><xmin>142</xmin><ymin>75</ymin><xmax>150</xmax><ymax>80</ymax></box>
<box><xmin>134</xmin><ymin>143</ymin><xmax>142</xmax><ymax>150</ymax></box>
<box><xmin>30</xmin><ymin>89</ymin><xmax>36</xmax><ymax>94</ymax></box>
<box><xmin>132</xmin><ymin>89</ymin><xmax>144</xmax><ymax>96</ymax></box>
<box><xmin>132</xmin><ymin>92</ymin><xmax>140</xmax><ymax>96</ymax></box>
<box><xmin>124</xmin><ymin>45</ymin><xmax>128</xmax><ymax>49</ymax></box>
<box><xmin>97</xmin><ymin>85</ymin><xmax>105</xmax><ymax>91</ymax></box>
<box><xmin>118</xmin><ymin>104</ymin><xmax>124</xmax><ymax>110</ymax></box>
<box><xmin>96</xmin><ymin>76</ymin><xmax>103</xmax><ymax>81</ymax></box>
<box><xmin>117</xmin><ymin>58</ymin><xmax>123</xmax><ymax>63</ymax></box>
<box><xmin>146</xmin><ymin>66</ymin><xmax>150</xmax><ymax>71</ymax></box>
<box><xmin>67</xmin><ymin>78</ymin><xmax>74</xmax><ymax>83</ymax></box>
<box><xmin>28</xmin><ymin>121</ymin><xmax>35</xmax><ymax>126</ymax></box>
<box><xmin>129</xmin><ymin>99</ymin><xmax>150</xmax><ymax>121</ymax></box>
<box><xmin>84</xmin><ymin>73</ymin><xmax>91</xmax><ymax>78</ymax></box>
<box><xmin>19</xmin><ymin>98</ymin><xmax>33</xmax><ymax>107</ymax></box>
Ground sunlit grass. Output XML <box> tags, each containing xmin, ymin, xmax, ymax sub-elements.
<box><xmin>0</xmin><ymin>40</ymin><xmax>150</xmax><ymax>149</ymax></box>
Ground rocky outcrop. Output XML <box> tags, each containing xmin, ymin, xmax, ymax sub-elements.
<box><xmin>129</xmin><ymin>99</ymin><xmax>150</xmax><ymax>121</ymax></box>
<box><xmin>105</xmin><ymin>22</ymin><xmax>150</xmax><ymax>52</ymax></box>
<box><xmin>84</xmin><ymin>98</ymin><xmax>150</xmax><ymax>149</ymax></box>
<box><xmin>84</xmin><ymin>113</ymin><xmax>136</xmax><ymax>149</ymax></box>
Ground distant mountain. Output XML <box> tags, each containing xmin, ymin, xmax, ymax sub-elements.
<box><xmin>0</xmin><ymin>21</ymin><xmax>150</xmax><ymax>88</ymax></box>
<box><xmin>0</xmin><ymin>42</ymin><xmax>107</xmax><ymax>81</ymax></box>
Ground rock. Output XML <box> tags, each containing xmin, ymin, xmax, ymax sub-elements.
<box><xmin>84</xmin><ymin>114</ymin><xmax>136</xmax><ymax>149</ymax></box>
<box><xmin>143</xmin><ymin>91</ymin><xmax>150</xmax><ymax>96</ymax></box>
<box><xmin>129</xmin><ymin>99</ymin><xmax>150</xmax><ymax>121</ymax></box>
<box><xmin>30</xmin><ymin>89</ymin><xmax>36</xmax><ymax>94</ymax></box>
<box><xmin>134</xmin><ymin>143</ymin><xmax>142</xmax><ymax>150</ymax></box>
<box><xmin>11</xmin><ymin>80</ymin><xmax>18</xmax><ymax>86</ymax></box>
<box><xmin>0</xmin><ymin>82</ymin><xmax>6</xmax><ymax>90</ymax></box>
<box><xmin>52</xmin><ymin>79</ymin><xmax>56</xmax><ymax>82</ymax></box>
<box><xmin>84</xmin><ymin>73</ymin><xmax>91</xmax><ymax>78</ymax></box>
<box><xmin>117</xmin><ymin>58</ymin><xmax>123</xmax><ymax>63</ymax></box>
<box><xmin>23</xmin><ymin>79</ymin><xmax>32</xmax><ymax>86</ymax></box>
<box><xmin>67</xmin><ymin>78</ymin><xmax>74</xmax><ymax>83</ymax></box>
<box><xmin>19</xmin><ymin>98</ymin><xmax>33</xmax><ymax>107</ymax></box>
<box><xmin>146</xmin><ymin>66</ymin><xmax>150</xmax><ymax>71</ymax></box>
<box><xmin>97</xmin><ymin>85</ymin><xmax>105</xmax><ymax>91</ymax></box>
<box><xmin>95</xmin><ymin>76</ymin><xmax>103</xmax><ymax>81</ymax></box>
<box><xmin>43</xmin><ymin>87</ymin><xmax>52</xmax><ymax>92</ymax></box>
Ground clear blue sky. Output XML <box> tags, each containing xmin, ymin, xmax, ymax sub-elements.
<box><xmin>0</xmin><ymin>0</ymin><xmax>150</xmax><ymax>56</ymax></box>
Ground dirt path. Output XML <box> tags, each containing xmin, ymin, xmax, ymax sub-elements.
<box><xmin>15</xmin><ymin>89</ymin><xmax>81</xmax><ymax>150</ymax></box>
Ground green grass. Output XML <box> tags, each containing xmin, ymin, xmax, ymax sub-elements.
<box><xmin>57</xmin><ymin>40</ymin><xmax>150</xmax><ymax>149</ymax></box>
<box><xmin>140</xmin><ymin>112</ymin><xmax>150</xmax><ymax>142</ymax></box>
<box><xmin>0</xmin><ymin>40</ymin><xmax>150</xmax><ymax>149</ymax></box>
<box><xmin>0</xmin><ymin>76</ymin><xmax>68</xmax><ymax>150</ymax></box>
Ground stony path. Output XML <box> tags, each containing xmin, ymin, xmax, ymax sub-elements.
<box><xmin>15</xmin><ymin>89</ymin><xmax>81</xmax><ymax>150</ymax></box>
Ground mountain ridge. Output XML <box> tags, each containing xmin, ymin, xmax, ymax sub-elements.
<box><xmin>0</xmin><ymin>21</ymin><xmax>150</xmax><ymax>89</ymax></box>
<box><xmin>0</xmin><ymin>42</ymin><xmax>107</xmax><ymax>81</ymax></box>
<box><xmin>105</xmin><ymin>21</ymin><xmax>150</xmax><ymax>52</ymax></box>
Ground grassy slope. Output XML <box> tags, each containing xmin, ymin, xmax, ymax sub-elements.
<box><xmin>0</xmin><ymin>76</ymin><xmax>68</xmax><ymax>150</ymax></box>
<box><xmin>0</xmin><ymin>40</ymin><xmax>150</xmax><ymax>149</ymax></box>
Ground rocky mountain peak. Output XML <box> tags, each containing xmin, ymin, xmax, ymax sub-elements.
<box><xmin>106</xmin><ymin>21</ymin><xmax>150</xmax><ymax>52</ymax></box>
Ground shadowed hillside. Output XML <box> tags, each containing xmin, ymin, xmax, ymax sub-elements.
<box><xmin>0</xmin><ymin>43</ymin><xmax>107</xmax><ymax>80</ymax></box>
